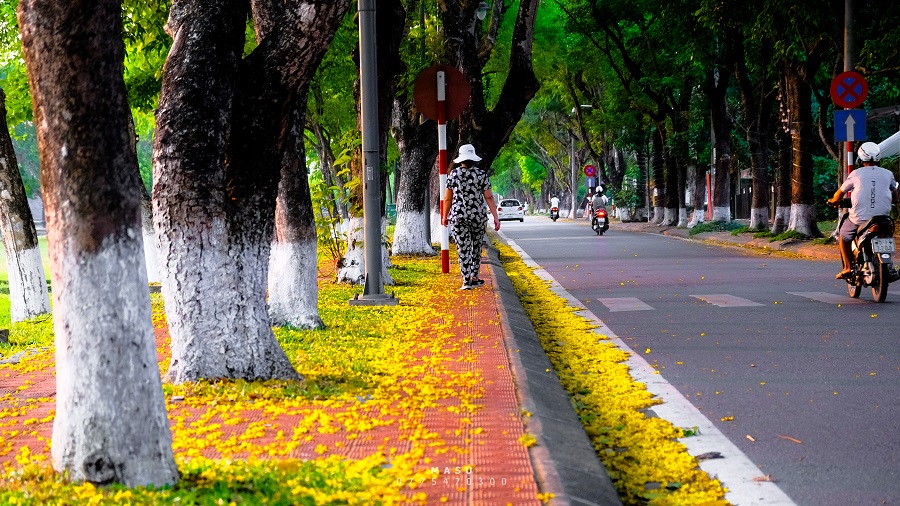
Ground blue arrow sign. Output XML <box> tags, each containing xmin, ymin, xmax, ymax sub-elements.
<box><xmin>834</xmin><ymin>109</ymin><xmax>866</xmax><ymax>142</ymax></box>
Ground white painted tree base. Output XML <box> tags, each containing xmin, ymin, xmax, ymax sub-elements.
<box><xmin>652</xmin><ymin>206</ymin><xmax>665</xmax><ymax>225</ymax></box>
<box><xmin>52</xmin><ymin>235</ymin><xmax>177</xmax><ymax>487</ymax></box>
<box><xmin>142</xmin><ymin>227</ymin><xmax>161</xmax><ymax>283</ymax></box>
<box><xmin>712</xmin><ymin>206</ymin><xmax>731</xmax><ymax>222</ymax></box>
<box><xmin>788</xmin><ymin>203</ymin><xmax>820</xmax><ymax>236</ymax></box>
<box><xmin>662</xmin><ymin>208</ymin><xmax>677</xmax><ymax>226</ymax></box>
<box><xmin>771</xmin><ymin>206</ymin><xmax>790</xmax><ymax>235</ymax></box>
<box><xmin>338</xmin><ymin>217</ymin><xmax>394</xmax><ymax>286</ymax></box>
<box><xmin>268</xmin><ymin>239</ymin><xmax>323</xmax><ymax>329</ymax></box>
<box><xmin>677</xmin><ymin>207</ymin><xmax>688</xmax><ymax>228</ymax></box>
<box><xmin>392</xmin><ymin>210</ymin><xmax>435</xmax><ymax>255</ymax></box>
<box><xmin>687</xmin><ymin>210</ymin><xmax>705</xmax><ymax>228</ymax></box>
<box><xmin>749</xmin><ymin>207</ymin><xmax>769</xmax><ymax>231</ymax></box>
<box><xmin>6</xmin><ymin>245</ymin><xmax>50</xmax><ymax>322</ymax></box>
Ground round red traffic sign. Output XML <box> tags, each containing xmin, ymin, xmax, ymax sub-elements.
<box><xmin>583</xmin><ymin>165</ymin><xmax>596</xmax><ymax>177</ymax></box>
<box><xmin>413</xmin><ymin>65</ymin><xmax>471</xmax><ymax>121</ymax></box>
<box><xmin>830</xmin><ymin>71</ymin><xmax>868</xmax><ymax>108</ymax></box>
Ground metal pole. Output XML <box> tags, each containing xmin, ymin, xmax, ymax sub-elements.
<box><xmin>844</xmin><ymin>0</ymin><xmax>854</xmax><ymax>180</ymax></box>
<box><xmin>351</xmin><ymin>0</ymin><xmax>397</xmax><ymax>305</ymax></box>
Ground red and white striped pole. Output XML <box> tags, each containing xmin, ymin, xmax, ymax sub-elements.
<box><xmin>437</xmin><ymin>70</ymin><xmax>450</xmax><ymax>273</ymax></box>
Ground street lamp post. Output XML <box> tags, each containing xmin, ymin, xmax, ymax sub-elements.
<box><xmin>350</xmin><ymin>0</ymin><xmax>398</xmax><ymax>306</ymax></box>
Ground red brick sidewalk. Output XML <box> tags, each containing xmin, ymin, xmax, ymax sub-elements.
<box><xmin>0</xmin><ymin>264</ymin><xmax>542</xmax><ymax>504</ymax></box>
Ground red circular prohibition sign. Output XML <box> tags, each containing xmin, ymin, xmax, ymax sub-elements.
<box><xmin>830</xmin><ymin>71</ymin><xmax>868</xmax><ymax>108</ymax></box>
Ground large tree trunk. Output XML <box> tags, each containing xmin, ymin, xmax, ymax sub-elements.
<box><xmin>784</xmin><ymin>59</ymin><xmax>823</xmax><ymax>238</ymax></box>
<box><xmin>268</xmin><ymin>93</ymin><xmax>324</xmax><ymax>329</ymax></box>
<box><xmin>735</xmin><ymin>36</ymin><xmax>774</xmax><ymax>231</ymax></box>
<box><xmin>154</xmin><ymin>0</ymin><xmax>350</xmax><ymax>383</ymax></box>
<box><xmin>0</xmin><ymin>89</ymin><xmax>50</xmax><ymax>322</ymax></box>
<box><xmin>710</xmin><ymin>92</ymin><xmax>732</xmax><ymax>223</ymax></box>
<box><xmin>154</xmin><ymin>0</ymin><xmax>293</xmax><ymax>384</ymax></box>
<box><xmin>391</xmin><ymin>98</ymin><xmax>438</xmax><ymax>256</ymax></box>
<box><xmin>17</xmin><ymin>0</ymin><xmax>176</xmax><ymax>487</ymax></box>
<box><xmin>772</xmin><ymin>121</ymin><xmax>792</xmax><ymax>235</ymax></box>
<box><xmin>662</xmin><ymin>150</ymin><xmax>679</xmax><ymax>226</ymax></box>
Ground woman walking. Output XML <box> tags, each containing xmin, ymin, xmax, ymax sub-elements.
<box><xmin>440</xmin><ymin>144</ymin><xmax>501</xmax><ymax>290</ymax></box>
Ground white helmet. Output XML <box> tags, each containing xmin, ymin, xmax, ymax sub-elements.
<box><xmin>857</xmin><ymin>142</ymin><xmax>881</xmax><ymax>162</ymax></box>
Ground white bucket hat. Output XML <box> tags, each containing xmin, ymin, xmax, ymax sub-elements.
<box><xmin>453</xmin><ymin>144</ymin><xmax>482</xmax><ymax>163</ymax></box>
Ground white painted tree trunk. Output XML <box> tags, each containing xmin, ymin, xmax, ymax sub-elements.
<box><xmin>652</xmin><ymin>206</ymin><xmax>665</xmax><ymax>225</ymax></box>
<box><xmin>338</xmin><ymin>217</ymin><xmax>394</xmax><ymax>285</ymax></box>
<box><xmin>52</xmin><ymin>236</ymin><xmax>177</xmax><ymax>487</ymax></box>
<box><xmin>749</xmin><ymin>207</ymin><xmax>769</xmax><ymax>231</ymax></box>
<box><xmin>772</xmin><ymin>206</ymin><xmax>790</xmax><ymax>235</ymax></box>
<box><xmin>687</xmin><ymin>209</ymin><xmax>705</xmax><ymax>228</ymax></box>
<box><xmin>391</xmin><ymin>209</ymin><xmax>434</xmax><ymax>255</ymax></box>
<box><xmin>677</xmin><ymin>207</ymin><xmax>688</xmax><ymax>228</ymax></box>
<box><xmin>662</xmin><ymin>208</ymin><xmax>677</xmax><ymax>226</ymax></box>
<box><xmin>267</xmin><ymin>238</ymin><xmax>323</xmax><ymax>329</ymax></box>
<box><xmin>712</xmin><ymin>206</ymin><xmax>731</xmax><ymax>222</ymax></box>
<box><xmin>157</xmin><ymin>222</ymin><xmax>301</xmax><ymax>384</ymax></box>
<box><xmin>788</xmin><ymin>203</ymin><xmax>819</xmax><ymax>236</ymax></box>
<box><xmin>142</xmin><ymin>226</ymin><xmax>160</xmax><ymax>283</ymax></box>
<box><xmin>6</xmin><ymin>245</ymin><xmax>50</xmax><ymax>322</ymax></box>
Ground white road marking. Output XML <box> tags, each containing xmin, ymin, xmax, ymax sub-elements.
<box><xmin>788</xmin><ymin>291</ymin><xmax>869</xmax><ymax>304</ymax></box>
<box><xmin>499</xmin><ymin>231</ymin><xmax>797</xmax><ymax>506</ymax></box>
<box><xmin>597</xmin><ymin>297</ymin><xmax>655</xmax><ymax>312</ymax></box>
<box><xmin>691</xmin><ymin>294</ymin><xmax>763</xmax><ymax>307</ymax></box>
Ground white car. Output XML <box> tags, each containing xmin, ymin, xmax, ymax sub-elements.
<box><xmin>497</xmin><ymin>199</ymin><xmax>525</xmax><ymax>222</ymax></box>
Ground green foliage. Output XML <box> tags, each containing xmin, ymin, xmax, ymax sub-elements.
<box><xmin>813</xmin><ymin>155</ymin><xmax>839</xmax><ymax>221</ymax></box>
<box><xmin>688</xmin><ymin>221</ymin><xmax>746</xmax><ymax>235</ymax></box>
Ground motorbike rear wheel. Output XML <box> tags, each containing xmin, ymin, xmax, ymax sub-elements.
<box><xmin>871</xmin><ymin>263</ymin><xmax>888</xmax><ymax>302</ymax></box>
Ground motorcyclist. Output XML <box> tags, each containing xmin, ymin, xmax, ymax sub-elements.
<box><xmin>827</xmin><ymin>142</ymin><xmax>900</xmax><ymax>279</ymax></box>
<box><xmin>549</xmin><ymin>195</ymin><xmax>560</xmax><ymax>209</ymax></box>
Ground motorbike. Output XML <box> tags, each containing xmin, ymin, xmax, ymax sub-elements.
<box><xmin>591</xmin><ymin>208</ymin><xmax>609</xmax><ymax>235</ymax></box>
<box><xmin>550</xmin><ymin>206</ymin><xmax>559</xmax><ymax>222</ymax></box>
<box><xmin>830</xmin><ymin>198</ymin><xmax>900</xmax><ymax>302</ymax></box>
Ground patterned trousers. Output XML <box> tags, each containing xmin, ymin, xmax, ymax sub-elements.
<box><xmin>451</xmin><ymin>220</ymin><xmax>486</xmax><ymax>281</ymax></box>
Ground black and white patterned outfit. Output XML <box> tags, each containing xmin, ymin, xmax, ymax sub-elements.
<box><xmin>447</xmin><ymin>164</ymin><xmax>490</xmax><ymax>281</ymax></box>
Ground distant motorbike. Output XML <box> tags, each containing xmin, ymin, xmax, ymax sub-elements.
<box><xmin>550</xmin><ymin>206</ymin><xmax>559</xmax><ymax>222</ymax></box>
<box><xmin>830</xmin><ymin>198</ymin><xmax>900</xmax><ymax>302</ymax></box>
<box><xmin>591</xmin><ymin>208</ymin><xmax>609</xmax><ymax>235</ymax></box>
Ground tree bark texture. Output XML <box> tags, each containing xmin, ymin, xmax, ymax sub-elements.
<box><xmin>783</xmin><ymin>58</ymin><xmax>823</xmax><ymax>237</ymax></box>
<box><xmin>710</xmin><ymin>80</ymin><xmax>732</xmax><ymax>222</ymax></box>
<box><xmin>772</xmin><ymin>123</ymin><xmax>792</xmax><ymax>235</ymax></box>
<box><xmin>153</xmin><ymin>0</ymin><xmax>350</xmax><ymax>383</ymax></box>
<box><xmin>268</xmin><ymin>92</ymin><xmax>324</xmax><ymax>329</ymax></box>
<box><xmin>0</xmin><ymin>89</ymin><xmax>50</xmax><ymax>322</ymax></box>
<box><xmin>391</xmin><ymin>95</ymin><xmax>438</xmax><ymax>255</ymax></box>
<box><xmin>439</xmin><ymin>0</ymin><xmax>540</xmax><ymax>169</ymax></box>
<box><xmin>651</xmin><ymin>128</ymin><xmax>665</xmax><ymax>223</ymax></box>
<box><xmin>17</xmin><ymin>0</ymin><xmax>177</xmax><ymax>487</ymax></box>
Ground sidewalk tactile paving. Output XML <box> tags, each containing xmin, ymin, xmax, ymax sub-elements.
<box><xmin>0</xmin><ymin>262</ymin><xmax>543</xmax><ymax>504</ymax></box>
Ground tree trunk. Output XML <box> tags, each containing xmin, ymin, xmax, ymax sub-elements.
<box><xmin>784</xmin><ymin>59</ymin><xmax>823</xmax><ymax>238</ymax></box>
<box><xmin>440</xmin><ymin>0</ymin><xmax>540</xmax><ymax>167</ymax></box>
<box><xmin>711</xmin><ymin>96</ymin><xmax>732</xmax><ymax>223</ymax></box>
<box><xmin>18</xmin><ymin>0</ymin><xmax>176</xmax><ymax>486</ymax></box>
<box><xmin>268</xmin><ymin>92</ymin><xmax>324</xmax><ymax>330</ymax></box>
<box><xmin>0</xmin><ymin>89</ymin><xmax>50</xmax><ymax>322</ymax></box>
<box><xmin>153</xmin><ymin>0</ymin><xmax>349</xmax><ymax>382</ymax></box>
<box><xmin>651</xmin><ymin>128</ymin><xmax>665</xmax><ymax>223</ymax></box>
<box><xmin>391</xmin><ymin>97</ymin><xmax>438</xmax><ymax>255</ymax></box>
<box><xmin>772</xmin><ymin>122</ymin><xmax>792</xmax><ymax>235</ymax></box>
<box><xmin>663</xmin><ymin>150</ymin><xmax>679</xmax><ymax>226</ymax></box>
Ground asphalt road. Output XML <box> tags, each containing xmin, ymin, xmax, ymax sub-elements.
<box><xmin>499</xmin><ymin>216</ymin><xmax>900</xmax><ymax>506</ymax></box>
